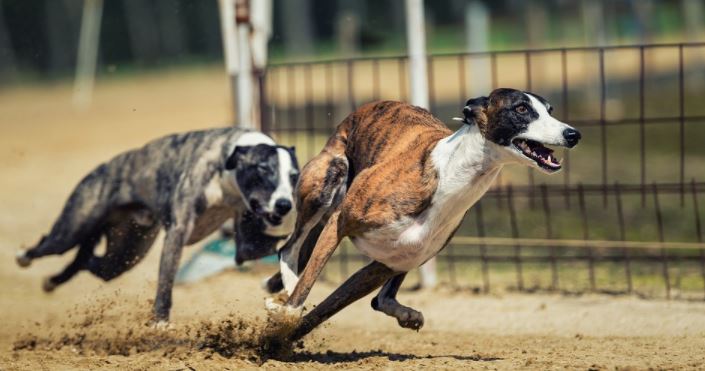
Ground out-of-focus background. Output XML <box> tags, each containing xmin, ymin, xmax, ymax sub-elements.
<box><xmin>2</xmin><ymin>0</ymin><xmax>705</xmax><ymax>300</ymax></box>
<box><xmin>3</xmin><ymin>1</ymin><xmax>705</xmax><ymax>369</ymax></box>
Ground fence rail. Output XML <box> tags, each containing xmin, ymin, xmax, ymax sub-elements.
<box><xmin>262</xmin><ymin>42</ymin><xmax>705</xmax><ymax>300</ymax></box>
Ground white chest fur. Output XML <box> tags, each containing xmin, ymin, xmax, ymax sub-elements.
<box><xmin>352</xmin><ymin>125</ymin><xmax>504</xmax><ymax>272</ymax></box>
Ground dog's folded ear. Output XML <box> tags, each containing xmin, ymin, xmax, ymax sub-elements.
<box><xmin>225</xmin><ymin>146</ymin><xmax>251</xmax><ymax>170</ymax></box>
<box><xmin>463</xmin><ymin>96</ymin><xmax>489</xmax><ymax>126</ymax></box>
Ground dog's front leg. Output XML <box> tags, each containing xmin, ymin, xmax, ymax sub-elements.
<box><xmin>152</xmin><ymin>219</ymin><xmax>193</xmax><ymax>325</ymax></box>
<box><xmin>286</xmin><ymin>211</ymin><xmax>342</xmax><ymax>309</ymax></box>
<box><xmin>371</xmin><ymin>273</ymin><xmax>424</xmax><ymax>330</ymax></box>
<box><xmin>291</xmin><ymin>261</ymin><xmax>396</xmax><ymax>340</ymax></box>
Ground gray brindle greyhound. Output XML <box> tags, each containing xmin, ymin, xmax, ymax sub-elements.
<box><xmin>16</xmin><ymin>128</ymin><xmax>299</xmax><ymax>324</ymax></box>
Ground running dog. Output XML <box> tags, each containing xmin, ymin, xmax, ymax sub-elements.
<box><xmin>268</xmin><ymin>88</ymin><xmax>581</xmax><ymax>340</ymax></box>
<box><xmin>16</xmin><ymin>128</ymin><xmax>299</xmax><ymax>323</ymax></box>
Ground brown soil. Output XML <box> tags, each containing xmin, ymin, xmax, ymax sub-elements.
<box><xmin>2</xmin><ymin>70</ymin><xmax>705</xmax><ymax>370</ymax></box>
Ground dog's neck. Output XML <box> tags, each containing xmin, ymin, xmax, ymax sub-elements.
<box><xmin>431</xmin><ymin>123</ymin><xmax>507</xmax><ymax>199</ymax></box>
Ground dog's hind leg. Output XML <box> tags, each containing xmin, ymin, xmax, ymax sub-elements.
<box><xmin>17</xmin><ymin>169</ymin><xmax>107</xmax><ymax>267</ymax></box>
<box><xmin>371</xmin><ymin>273</ymin><xmax>424</xmax><ymax>330</ymax></box>
<box><xmin>88</xmin><ymin>208</ymin><xmax>159</xmax><ymax>281</ymax></box>
<box><xmin>42</xmin><ymin>234</ymin><xmax>101</xmax><ymax>292</ymax></box>
<box><xmin>290</xmin><ymin>261</ymin><xmax>396</xmax><ymax>341</ymax></box>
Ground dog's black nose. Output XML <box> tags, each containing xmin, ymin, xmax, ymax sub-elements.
<box><xmin>274</xmin><ymin>198</ymin><xmax>292</xmax><ymax>215</ymax></box>
<box><xmin>563</xmin><ymin>128</ymin><xmax>582</xmax><ymax>148</ymax></box>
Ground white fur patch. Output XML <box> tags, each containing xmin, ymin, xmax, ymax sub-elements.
<box><xmin>234</xmin><ymin>131</ymin><xmax>276</xmax><ymax>147</ymax></box>
<box><xmin>263</xmin><ymin>148</ymin><xmax>297</xmax><ymax>236</ymax></box>
<box><xmin>521</xmin><ymin>94</ymin><xmax>573</xmax><ymax>146</ymax></box>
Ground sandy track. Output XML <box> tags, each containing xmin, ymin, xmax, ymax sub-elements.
<box><xmin>2</xmin><ymin>71</ymin><xmax>705</xmax><ymax>370</ymax></box>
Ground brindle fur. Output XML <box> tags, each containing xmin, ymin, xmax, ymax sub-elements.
<box><xmin>17</xmin><ymin>127</ymin><xmax>295</xmax><ymax>322</ymax></box>
<box><xmin>277</xmin><ymin>89</ymin><xmax>580</xmax><ymax>341</ymax></box>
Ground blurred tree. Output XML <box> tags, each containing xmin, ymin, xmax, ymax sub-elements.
<box><xmin>155</xmin><ymin>0</ymin><xmax>185</xmax><ymax>57</ymax></box>
<box><xmin>525</xmin><ymin>0</ymin><xmax>549</xmax><ymax>48</ymax></box>
<box><xmin>683</xmin><ymin>0</ymin><xmax>705</xmax><ymax>39</ymax></box>
<box><xmin>0</xmin><ymin>3</ymin><xmax>17</xmax><ymax>82</ymax></box>
<box><xmin>45</xmin><ymin>0</ymin><xmax>81</xmax><ymax>75</ymax></box>
<box><xmin>337</xmin><ymin>0</ymin><xmax>361</xmax><ymax>56</ymax></box>
<box><xmin>582</xmin><ymin>0</ymin><xmax>606</xmax><ymax>46</ymax></box>
<box><xmin>631</xmin><ymin>0</ymin><xmax>654</xmax><ymax>42</ymax></box>
<box><xmin>280</xmin><ymin>0</ymin><xmax>314</xmax><ymax>57</ymax></box>
<box><xmin>123</xmin><ymin>0</ymin><xmax>160</xmax><ymax>64</ymax></box>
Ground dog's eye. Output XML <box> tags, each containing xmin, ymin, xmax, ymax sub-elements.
<box><xmin>257</xmin><ymin>164</ymin><xmax>270</xmax><ymax>173</ymax></box>
<box><xmin>515</xmin><ymin>105</ymin><xmax>528</xmax><ymax>114</ymax></box>
<box><xmin>290</xmin><ymin>172</ymin><xmax>299</xmax><ymax>185</ymax></box>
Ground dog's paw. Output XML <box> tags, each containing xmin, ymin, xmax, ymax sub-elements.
<box><xmin>150</xmin><ymin>320</ymin><xmax>173</xmax><ymax>331</ymax></box>
<box><xmin>16</xmin><ymin>250</ymin><xmax>31</xmax><ymax>268</ymax></box>
<box><xmin>265</xmin><ymin>297</ymin><xmax>302</xmax><ymax>319</ymax></box>
<box><xmin>396</xmin><ymin>308</ymin><xmax>424</xmax><ymax>331</ymax></box>
<box><xmin>42</xmin><ymin>277</ymin><xmax>56</xmax><ymax>293</ymax></box>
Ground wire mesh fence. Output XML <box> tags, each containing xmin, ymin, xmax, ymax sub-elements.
<box><xmin>261</xmin><ymin>42</ymin><xmax>705</xmax><ymax>300</ymax></box>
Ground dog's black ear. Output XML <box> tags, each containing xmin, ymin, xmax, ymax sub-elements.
<box><xmin>225</xmin><ymin>146</ymin><xmax>251</xmax><ymax>170</ymax></box>
<box><xmin>463</xmin><ymin>96</ymin><xmax>489</xmax><ymax>126</ymax></box>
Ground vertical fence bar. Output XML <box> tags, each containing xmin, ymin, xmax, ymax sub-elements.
<box><xmin>398</xmin><ymin>57</ymin><xmax>407</xmax><ymax>102</ymax></box>
<box><xmin>614</xmin><ymin>182</ymin><xmax>632</xmax><ymax>293</ymax></box>
<box><xmin>269</xmin><ymin>67</ymin><xmax>278</xmax><ymax>135</ymax></box>
<box><xmin>578</xmin><ymin>184</ymin><xmax>595</xmax><ymax>291</ymax></box>
<box><xmin>372</xmin><ymin>59</ymin><xmax>381</xmax><ymax>101</ymax></box>
<box><xmin>325</xmin><ymin>62</ymin><xmax>334</xmax><ymax>129</ymax></box>
<box><xmin>428</xmin><ymin>56</ymin><xmax>436</xmax><ymax>112</ymax></box>
<box><xmin>490</xmin><ymin>53</ymin><xmax>498</xmax><ymax>89</ymax></box>
<box><xmin>541</xmin><ymin>184</ymin><xmax>558</xmax><ymax>290</ymax></box>
<box><xmin>259</xmin><ymin>69</ymin><xmax>270</xmax><ymax>134</ymax></box>
<box><xmin>639</xmin><ymin>46</ymin><xmax>646</xmax><ymax>207</ymax></box>
<box><xmin>475</xmin><ymin>201</ymin><xmax>489</xmax><ymax>293</ymax></box>
<box><xmin>525</xmin><ymin>51</ymin><xmax>535</xmax><ymax>209</ymax></box>
<box><xmin>561</xmin><ymin>48</ymin><xmax>571</xmax><ymax>209</ymax></box>
<box><xmin>692</xmin><ymin>180</ymin><xmax>705</xmax><ymax>298</ymax></box>
<box><xmin>304</xmin><ymin>64</ymin><xmax>314</xmax><ymax>159</ymax></box>
<box><xmin>347</xmin><ymin>60</ymin><xmax>355</xmax><ymax>112</ymax></box>
<box><xmin>599</xmin><ymin>48</ymin><xmax>608</xmax><ymax>207</ymax></box>
<box><xmin>507</xmin><ymin>185</ymin><xmax>524</xmax><ymax>291</ymax></box>
<box><xmin>287</xmin><ymin>65</ymin><xmax>296</xmax><ymax>147</ymax></box>
<box><xmin>652</xmin><ymin>183</ymin><xmax>671</xmax><ymax>299</ymax></box>
<box><xmin>678</xmin><ymin>44</ymin><xmax>686</xmax><ymax>206</ymax></box>
<box><xmin>458</xmin><ymin>54</ymin><xmax>467</xmax><ymax>100</ymax></box>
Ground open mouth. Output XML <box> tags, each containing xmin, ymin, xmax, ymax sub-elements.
<box><xmin>264</xmin><ymin>213</ymin><xmax>282</xmax><ymax>226</ymax></box>
<box><xmin>512</xmin><ymin>138</ymin><xmax>562</xmax><ymax>171</ymax></box>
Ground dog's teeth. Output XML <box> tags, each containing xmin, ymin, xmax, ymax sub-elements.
<box><xmin>452</xmin><ymin>117</ymin><xmax>464</xmax><ymax>122</ymax></box>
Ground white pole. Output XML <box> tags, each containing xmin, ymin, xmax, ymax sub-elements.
<box><xmin>405</xmin><ymin>0</ymin><xmax>436</xmax><ymax>289</ymax></box>
<box><xmin>405</xmin><ymin>0</ymin><xmax>429</xmax><ymax>109</ymax></box>
<box><xmin>465</xmin><ymin>0</ymin><xmax>491</xmax><ymax>97</ymax></box>
<box><xmin>73</xmin><ymin>0</ymin><xmax>103</xmax><ymax>109</ymax></box>
<box><xmin>236</xmin><ymin>21</ymin><xmax>255</xmax><ymax>129</ymax></box>
<box><xmin>218</xmin><ymin>0</ymin><xmax>240</xmax><ymax>125</ymax></box>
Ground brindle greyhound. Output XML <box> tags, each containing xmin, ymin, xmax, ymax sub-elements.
<box><xmin>16</xmin><ymin>128</ymin><xmax>299</xmax><ymax>324</ymax></box>
<box><xmin>267</xmin><ymin>88</ymin><xmax>581</xmax><ymax>340</ymax></box>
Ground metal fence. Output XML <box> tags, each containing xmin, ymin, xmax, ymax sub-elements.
<box><xmin>261</xmin><ymin>42</ymin><xmax>705</xmax><ymax>300</ymax></box>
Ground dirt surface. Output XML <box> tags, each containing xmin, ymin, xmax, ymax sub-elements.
<box><xmin>3</xmin><ymin>71</ymin><xmax>705</xmax><ymax>370</ymax></box>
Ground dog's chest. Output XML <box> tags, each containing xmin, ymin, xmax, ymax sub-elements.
<box><xmin>352</xmin><ymin>166</ymin><xmax>500</xmax><ymax>272</ymax></box>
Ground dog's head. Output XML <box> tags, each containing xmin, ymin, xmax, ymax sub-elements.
<box><xmin>225</xmin><ymin>143</ymin><xmax>299</xmax><ymax>231</ymax></box>
<box><xmin>461</xmin><ymin>88</ymin><xmax>581</xmax><ymax>174</ymax></box>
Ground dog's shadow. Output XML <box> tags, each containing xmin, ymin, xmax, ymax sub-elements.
<box><xmin>288</xmin><ymin>350</ymin><xmax>502</xmax><ymax>364</ymax></box>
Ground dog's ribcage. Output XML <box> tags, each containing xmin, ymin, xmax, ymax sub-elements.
<box><xmin>352</xmin><ymin>125</ymin><xmax>503</xmax><ymax>272</ymax></box>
